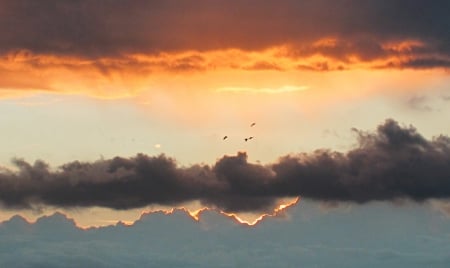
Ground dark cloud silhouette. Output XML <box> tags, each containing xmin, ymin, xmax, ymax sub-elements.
<box><xmin>272</xmin><ymin>120</ymin><xmax>450</xmax><ymax>202</ymax></box>
<box><xmin>0</xmin><ymin>0</ymin><xmax>449</xmax><ymax>68</ymax></box>
<box><xmin>1</xmin><ymin>119</ymin><xmax>450</xmax><ymax>212</ymax></box>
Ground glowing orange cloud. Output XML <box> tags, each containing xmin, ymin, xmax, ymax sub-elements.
<box><xmin>0</xmin><ymin>39</ymin><xmax>447</xmax><ymax>100</ymax></box>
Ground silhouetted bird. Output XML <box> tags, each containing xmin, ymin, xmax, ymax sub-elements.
<box><xmin>223</xmin><ymin>136</ymin><xmax>228</xmax><ymax>140</ymax></box>
<box><xmin>244</xmin><ymin>138</ymin><xmax>248</xmax><ymax>142</ymax></box>
<box><xmin>248</xmin><ymin>136</ymin><xmax>254</xmax><ymax>140</ymax></box>
<box><xmin>250</xmin><ymin>122</ymin><xmax>256</xmax><ymax>127</ymax></box>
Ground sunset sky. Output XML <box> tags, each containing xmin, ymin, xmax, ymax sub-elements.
<box><xmin>1</xmin><ymin>1</ymin><xmax>450</xmax><ymax>265</ymax></box>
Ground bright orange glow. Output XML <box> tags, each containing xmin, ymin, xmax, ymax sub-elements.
<box><xmin>0</xmin><ymin>42</ymin><xmax>444</xmax><ymax>101</ymax></box>
<box><xmin>1</xmin><ymin>44</ymin><xmax>446</xmax><ymax>135</ymax></box>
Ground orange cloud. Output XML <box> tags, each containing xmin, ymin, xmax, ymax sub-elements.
<box><xmin>1</xmin><ymin>40</ymin><xmax>447</xmax><ymax>100</ymax></box>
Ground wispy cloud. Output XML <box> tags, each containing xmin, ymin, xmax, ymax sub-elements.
<box><xmin>406</xmin><ymin>96</ymin><xmax>433</xmax><ymax>112</ymax></box>
<box><xmin>216</xmin><ymin>85</ymin><xmax>309</xmax><ymax>94</ymax></box>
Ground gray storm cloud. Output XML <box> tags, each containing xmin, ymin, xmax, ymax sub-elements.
<box><xmin>0</xmin><ymin>0</ymin><xmax>449</xmax><ymax>68</ymax></box>
<box><xmin>0</xmin><ymin>119</ymin><xmax>449</xmax><ymax>212</ymax></box>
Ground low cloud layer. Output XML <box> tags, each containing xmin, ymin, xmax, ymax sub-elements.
<box><xmin>1</xmin><ymin>119</ymin><xmax>450</xmax><ymax>212</ymax></box>
<box><xmin>0</xmin><ymin>0</ymin><xmax>449</xmax><ymax>69</ymax></box>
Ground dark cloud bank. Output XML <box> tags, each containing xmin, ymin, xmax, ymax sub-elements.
<box><xmin>0</xmin><ymin>0</ymin><xmax>450</xmax><ymax>68</ymax></box>
<box><xmin>1</xmin><ymin>119</ymin><xmax>450</xmax><ymax>212</ymax></box>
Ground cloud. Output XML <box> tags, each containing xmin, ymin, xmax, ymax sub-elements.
<box><xmin>1</xmin><ymin>200</ymin><xmax>450</xmax><ymax>268</ymax></box>
<box><xmin>381</xmin><ymin>57</ymin><xmax>450</xmax><ymax>69</ymax></box>
<box><xmin>296</xmin><ymin>61</ymin><xmax>346</xmax><ymax>72</ymax></box>
<box><xmin>216</xmin><ymin>85</ymin><xmax>308</xmax><ymax>94</ymax></box>
<box><xmin>242</xmin><ymin>61</ymin><xmax>285</xmax><ymax>71</ymax></box>
<box><xmin>0</xmin><ymin>0</ymin><xmax>449</xmax><ymax>68</ymax></box>
<box><xmin>1</xmin><ymin>119</ymin><xmax>450</xmax><ymax>212</ymax></box>
<box><xmin>406</xmin><ymin>96</ymin><xmax>433</xmax><ymax>112</ymax></box>
<box><xmin>271</xmin><ymin>120</ymin><xmax>450</xmax><ymax>202</ymax></box>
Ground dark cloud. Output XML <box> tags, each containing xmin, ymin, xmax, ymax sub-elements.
<box><xmin>402</xmin><ymin>58</ymin><xmax>450</xmax><ymax>69</ymax></box>
<box><xmin>1</xmin><ymin>119</ymin><xmax>450</xmax><ymax>212</ymax></box>
<box><xmin>0</xmin><ymin>0</ymin><xmax>449</xmax><ymax>68</ymax></box>
<box><xmin>273</xmin><ymin>121</ymin><xmax>450</xmax><ymax>203</ymax></box>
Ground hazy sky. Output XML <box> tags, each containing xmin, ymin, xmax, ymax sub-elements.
<box><xmin>1</xmin><ymin>0</ymin><xmax>450</xmax><ymax>231</ymax></box>
<box><xmin>2</xmin><ymin>200</ymin><xmax>450</xmax><ymax>267</ymax></box>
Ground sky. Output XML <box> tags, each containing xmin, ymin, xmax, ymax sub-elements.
<box><xmin>1</xmin><ymin>0</ymin><xmax>450</xmax><ymax>265</ymax></box>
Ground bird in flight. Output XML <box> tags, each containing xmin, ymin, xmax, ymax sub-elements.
<box><xmin>223</xmin><ymin>136</ymin><xmax>228</xmax><ymax>140</ymax></box>
<box><xmin>250</xmin><ymin>122</ymin><xmax>256</xmax><ymax>127</ymax></box>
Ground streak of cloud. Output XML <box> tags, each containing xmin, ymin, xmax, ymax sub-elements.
<box><xmin>406</xmin><ymin>96</ymin><xmax>432</xmax><ymax>112</ymax></box>
<box><xmin>0</xmin><ymin>119</ymin><xmax>449</xmax><ymax>212</ymax></box>
<box><xmin>216</xmin><ymin>85</ymin><xmax>309</xmax><ymax>94</ymax></box>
